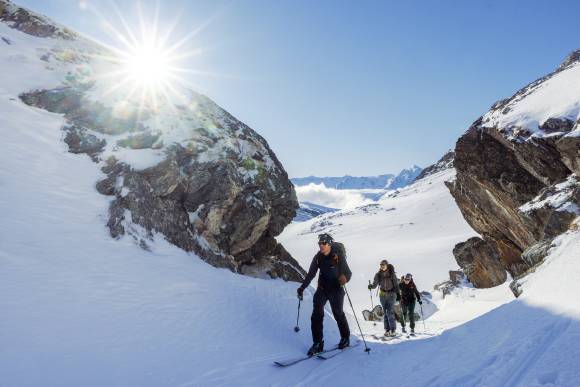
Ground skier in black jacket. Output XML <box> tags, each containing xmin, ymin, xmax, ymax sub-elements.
<box><xmin>399</xmin><ymin>273</ymin><xmax>422</xmax><ymax>334</ymax></box>
<box><xmin>368</xmin><ymin>259</ymin><xmax>400</xmax><ymax>336</ymax></box>
<box><xmin>297</xmin><ymin>233</ymin><xmax>352</xmax><ymax>355</ymax></box>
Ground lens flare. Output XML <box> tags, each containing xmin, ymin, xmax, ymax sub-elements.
<box><xmin>81</xmin><ymin>0</ymin><xmax>223</xmax><ymax>114</ymax></box>
<box><xmin>123</xmin><ymin>43</ymin><xmax>171</xmax><ymax>88</ymax></box>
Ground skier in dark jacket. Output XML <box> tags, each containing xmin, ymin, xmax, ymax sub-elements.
<box><xmin>368</xmin><ymin>259</ymin><xmax>400</xmax><ymax>336</ymax></box>
<box><xmin>297</xmin><ymin>233</ymin><xmax>352</xmax><ymax>355</ymax></box>
<box><xmin>399</xmin><ymin>273</ymin><xmax>422</xmax><ymax>334</ymax></box>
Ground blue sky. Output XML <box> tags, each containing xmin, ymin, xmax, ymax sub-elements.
<box><xmin>16</xmin><ymin>0</ymin><xmax>580</xmax><ymax>177</ymax></box>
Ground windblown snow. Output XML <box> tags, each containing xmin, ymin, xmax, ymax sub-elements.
<box><xmin>2</xmin><ymin>4</ymin><xmax>580</xmax><ymax>387</ymax></box>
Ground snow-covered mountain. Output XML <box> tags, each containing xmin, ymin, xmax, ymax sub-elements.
<box><xmin>2</xmin><ymin>1</ymin><xmax>580</xmax><ymax>386</ymax></box>
<box><xmin>292</xmin><ymin>165</ymin><xmax>422</xmax><ymax>190</ymax></box>
<box><xmin>294</xmin><ymin>201</ymin><xmax>339</xmax><ymax>222</ymax></box>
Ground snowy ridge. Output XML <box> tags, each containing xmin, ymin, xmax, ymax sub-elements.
<box><xmin>482</xmin><ymin>55</ymin><xmax>580</xmax><ymax>140</ymax></box>
<box><xmin>0</xmin><ymin>0</ymin><xmax>77</xmax><ymax>40</ymax></box>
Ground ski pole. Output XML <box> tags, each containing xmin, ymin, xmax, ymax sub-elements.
<box><xmin>368</xmin><ymin>280</ymin><xmax>376</xmax><ymax>326</ymax></box>
<box><xmin>294</xmin><ymin>297</ymin><xmax>302</xmax><ymax>332</ymax></box>
<box><xmin>343</xmin><ymin>285</ymin><xmax>371</xmax><ymax>354</ymax></box>
<box><xmin>419</xmin><ymin>302</ymin><xmax>426</xmax><ymax>333</ymax></box>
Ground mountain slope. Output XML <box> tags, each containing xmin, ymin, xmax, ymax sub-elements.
<box><xmin>294</xmin><ymin>201</ymin><xmax>339</xmax><ymax>222</ymax></box>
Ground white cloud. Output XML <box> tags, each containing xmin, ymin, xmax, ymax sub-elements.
<box><xmin>294</xmin><ymin>183</ymin><xmax>374</xmax><ymax>209</ymax></box>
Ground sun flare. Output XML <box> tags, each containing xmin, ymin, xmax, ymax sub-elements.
<box><xmin>83</xmin><ymin>1</ymin><xmax>215</xmax><ymax>113</ymax></box>
<box><xmin>122</xmin><ymin>43</ymin><xmax>172</xmax><ymax>88</ymax></box>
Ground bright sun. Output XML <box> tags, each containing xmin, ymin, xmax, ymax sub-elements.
<box><xmin>87</xmin><ymin>2</ymin><xmax>209</xmax><ymax>110</ymax></box>
<box><xmin>122</xmin><ymin>43</ymin><xmax>172</xmax><ymax>88</ymax></box>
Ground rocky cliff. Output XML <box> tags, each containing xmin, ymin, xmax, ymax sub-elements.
<box><xmin>447</xmin><ymin>50</ymin><xmax>580</xmax><ymax>290</ymax></box>
<box><xmin>3</xmin><ymin>0</ymin><xmax>304</xmax><ymax>281</ymax></box>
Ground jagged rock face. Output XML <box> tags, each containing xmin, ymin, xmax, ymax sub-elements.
<box><xmin>453</xmin><ymin>237</ymin><xmax>507</xmax><ymax>288</ymax></box>
<box><xmin>8</xmin><ymin>0</ymin><xmax>304</xmax><ymax>282</ymax></box>
<box><xmin>0</xmin><ymin>0</ymin><xmax>75</xmax><ymax>39</ymax></box>
<box><xmin>447</xmin><ymin>51</ymin><xmax>580</xmax><ymax>288</ymax></box>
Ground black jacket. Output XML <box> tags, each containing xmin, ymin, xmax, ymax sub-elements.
<box><xmin>399</xmin><ymin>280</ymin><xmax>421</xmax><ymax>304</ymax></box>
<box><xmin>370</xmin><ymin>264</ymin><xmax>399</xmax><ymax>294</ymax></box>
<box><xmin>300</xmin><ymin>245</ymin><xmax>352</xmax><ymax>291</ymax></box>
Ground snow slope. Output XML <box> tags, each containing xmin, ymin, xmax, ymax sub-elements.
<box><xmin>294</xmin><ymin>201</ymin><xmax>339</xmax><ymax>222</ymax></box>
<box><xmin>301</xmin><ymin>231</ymin><xmax>580</xmax><ymax>387</ymax></box>
<box><xmin>482</xmin><ymin>60</ymin><xmax>580</xmax><ymax>137</ymax></box>
<box><xmin>0</xmin><ymin>67</ymin><xmax>330</xmax><ymax>386</ymax></box>
<box><xmin>2</xmin><ymin>4</ymin><xmax>580</xmax><ymax>386</ymax></box>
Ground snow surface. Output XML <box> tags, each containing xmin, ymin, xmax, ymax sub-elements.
<box><xmin>2</xmin><ymin>4</ymin><xmax>580</xmax><ymax>386</ymax></box>
<box><xmin>519</xmin><ymin>174</ymin><xmax>580</xmax><ymax>215</ymax></box>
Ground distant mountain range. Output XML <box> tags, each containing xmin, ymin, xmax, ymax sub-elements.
<box><xmin>293</xmin><ymin>202</ymin><xmax>339</xmax><ymax>222</ymax></box>
<box><xmin>291</xmin><ymin>165</ymin><xmax>422</xmax><ymax>190</ymax></box>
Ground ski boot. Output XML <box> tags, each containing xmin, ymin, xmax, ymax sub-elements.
<box><xmin>338</xmin><ymin>336</ymin><xmax>350</xmax><ymax>349</ymax></box>
<box><xmin>307</xmin><ymin>341</ymin><xmax>324</xmax><ymax>356</ymax></box>
<box><xmin>401</xmin><ymin>326</ymin><xmax>407</xmax><ymax>334</ymax></box>
<box><xmin>411</xmin><ymin>328</ymin><xmax>415</xmax><ymax>336</ymax></box>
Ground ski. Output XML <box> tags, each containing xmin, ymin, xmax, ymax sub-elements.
<box><xmin>371</xmin><ymin>333</ymin><xmax>403</xmax><ymax>341</ymax></box>
<box><xmin>273</xmin><ymin>346</ymin><xmax>339</xmax><ymax>367</ymax></box>
<box><xmin>316</xmin><ymin>342</ymin><xmax>361</xmax><ymax>360</ymax></box>
<box><xmin>273</xmin><ymin>355</ymin><xmax>312</xmax><ymax>367</ymax></box>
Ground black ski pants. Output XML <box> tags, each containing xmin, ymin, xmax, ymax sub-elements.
<box><xmin>311</xmin><ymin>287</ymin><xmax>350</xmax><ymax>343</ymax></box>
<box><xmin>401</xmin><ymin>300</ymin><xmax>416</xmax><ymax>329</ymax></box>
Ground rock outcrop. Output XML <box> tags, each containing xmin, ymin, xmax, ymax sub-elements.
<box><xmin>20</xmin><ymin>86</ymin><xmax>304</xmax><ymax>282</ymax></box>
<box><xmin>8</xmin><ymin>0</ymin><xmax>304</xmax><ymax>282</ymax></box>
<box><xmin>452</xmin><ymin>237</ymin><xmax>506</xmax><ymax>288</ymax></box>
<box><xmin>0</xmin><ymin>0</ymin><xmax>75</xmax><ymax>39</ymax></box>
<box><xmin>447</xmin><ymin>51</ymin><xmax>580</xmax><ymax>289</ymax></box>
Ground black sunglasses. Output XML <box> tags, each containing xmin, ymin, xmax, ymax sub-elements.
<box><xmin>318</xmin><ymin>241</ymin><xmax>328</xmax><ymax>245</ymax></box>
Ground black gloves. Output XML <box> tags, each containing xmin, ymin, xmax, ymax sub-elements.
<box><xmin>367</xmin><ymin>284</ymin><xmax>373</xmax><ymax>290</ymax></box>
<box><xmin>396</xmin><ymin>293</ymin><xmax>401</xmax><ymax>302</ymax></box>
<box><xmin>297</xmin><ymin>287</ymin><xmax>304</xmax><ymax>300</ymax></box>
<box><xmin>418</xmin><ymin>299</ymin><xmax>422</xmax><ymax>305</ymax></box>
